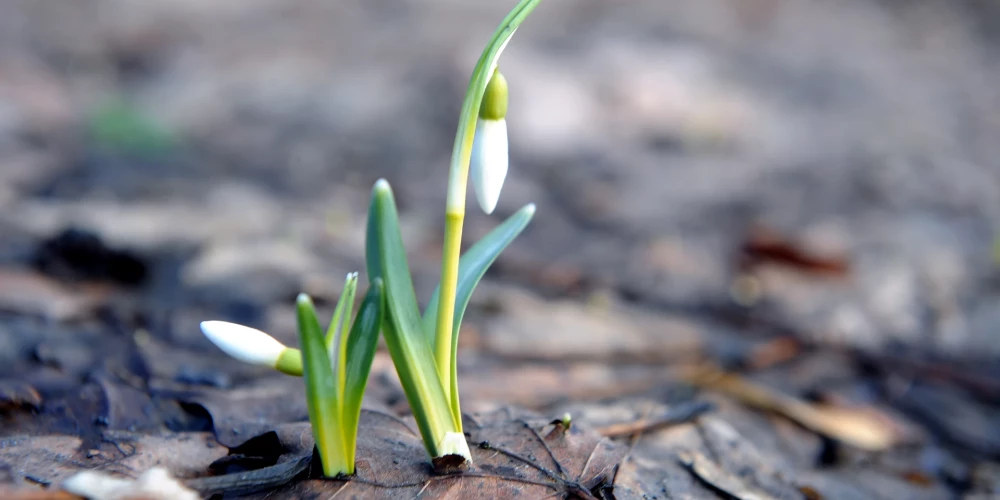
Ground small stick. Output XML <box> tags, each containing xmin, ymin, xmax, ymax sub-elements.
<box><xmin>598</xmin><ymin>400</ymin><xmax>714</xmax><ymax>438</ymax></box>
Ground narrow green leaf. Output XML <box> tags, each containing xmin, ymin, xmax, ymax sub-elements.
<box><xmin>366</xmin><ymin>180</ymin><xmax>458</xmax><ymax>457</ymax></box>
<box><xmin>341</xmin><ymin>278</ymin><xmax>384</xmax><ymax>467</ymax></box>
<box><xmin>423</xmin><ymin>203</ymin><xmax>535</xmax><ymax>422</ymax></box>
<box><xmin>326</xmin><ymin>273</ymin><xmax>359</xmax><ymax>352</ymax></box>
<box><xmin>422</xmin><ymin>203</ymin><xmax>536</xmax><ymax>344</ymax></box>
<box><xmin>297</xmin><ymin>293</ymin><xmax>350</xmax><ymax>476</ymax></box>
<box><xmin>328</xmin><ymin>273</ymin><xmax>359</xmax><ymax>414</ymax></box>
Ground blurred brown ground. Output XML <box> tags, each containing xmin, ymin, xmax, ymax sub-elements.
<box><xmin>1</xmin><ymin>0</ymin><xmax>999</xmax><ymax>498</ymax></box>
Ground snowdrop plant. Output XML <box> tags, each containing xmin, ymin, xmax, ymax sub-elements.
<box><xmin>200</xmin><ymin>0</ymin><xmax>542</xmax><ymax>476</ymax></box>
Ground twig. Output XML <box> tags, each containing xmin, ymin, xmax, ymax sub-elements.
<box><xmin>597</xmin><ymin>400</ymin><xmax>714</xmax><ymax>438</ymax></box>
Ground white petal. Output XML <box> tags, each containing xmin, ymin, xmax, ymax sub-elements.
<box><xmin>470</xmin><ymin>118</ymin><xmax>508</xmax><ymax>214</ymax></box>
<box><xmin>200</xmin><ymin>321</ymin><xmax>286</xmax><ymax>367</ymax></box>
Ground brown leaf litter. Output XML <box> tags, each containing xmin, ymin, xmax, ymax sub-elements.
<box><xmin>681</xmin><ymin>364</ymin><xmax>914</xmax><ymax>451</ymax></box>
<box><xmin>193</xmin><ymin>407</ymin><xmax>625</xmax><ymax>499</ymax></box>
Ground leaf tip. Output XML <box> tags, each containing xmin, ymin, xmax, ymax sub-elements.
<box><xmin>296</xmin><ymin>293</ymin><xmax>314</xmax><ymax>308</ymax></box>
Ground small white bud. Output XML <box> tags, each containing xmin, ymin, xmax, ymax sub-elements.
<box><xmin>200</xmin><ymin>321</ymin><xmax>286</xmax><ymax>367</ymax></box>
<box><xmin>470</xmin><ymin>117</ymin><xmax>508</xmax><ymax>214</ymax></box>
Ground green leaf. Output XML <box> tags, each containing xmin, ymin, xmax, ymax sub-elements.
<box><xmin>341</xmin><ymin>278</ymin><xmax>384</xmax><ymax>467</ymax></box>
<box><xmin>366</xmin><ymin>179</ymin><xmax>459</xmax><ymax>457</ymax></box>
<box><xmin>326</xmin><ymin>273</ymin><xmax>359</xmax><ymax>352</ymax></box>
<box><xmin>328</xmin><ymin>273</ymin><xmax>359</xmax><ymax>412</ymax></box>
<box><xmin>423</xmin><ymin>203</ymin><xmax>535</xmax><ymax>419</ymax></box>
<box><xmin>296</xmin><ymin>293</ymin><xmax>350</xmax><ymax>476</ymax></box>
<box><xmin>422</xmin><ymin>203</ymin><xmax>535</xmax><ymax>346</ymax></box>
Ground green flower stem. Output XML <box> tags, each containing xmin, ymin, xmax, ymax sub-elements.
<box><xmin>434</xmin><ymin>212</ymin><xmax>463</xmax><ymax>408</ymax></box>
<box><xmin>434</xmin><ymin>0</ymin><xmax>543</xmax><ymax>428</ymax></box>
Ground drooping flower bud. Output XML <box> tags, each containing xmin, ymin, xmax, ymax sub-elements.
<box><xmin>200</xmin><ymin>321</ymin><xmax>287</xmax><ymax>367</ymax></box>
<box><xmin>470</xmin><ymin>68</ymin><xmax>509</xmax><ymax>215</ymax></box>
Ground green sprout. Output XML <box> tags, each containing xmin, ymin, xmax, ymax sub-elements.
<box><xmin>200</xmin><ymin>0</ymin><xmax>543</xmax><ymax>476</ymax></box>
<box><xmin>561</xmin><ymin>412</ymin><xmax>573</xmax><ymax>429</ymax></box>
<box><xmin>296</xmin><ymin>275</ymin><xmax>384</xmax><ymax>477</ymax></box>
<box><xmin>202</xmin><ymin>274</ymin><xmax>384</xmax><ymax>477</ymax></box>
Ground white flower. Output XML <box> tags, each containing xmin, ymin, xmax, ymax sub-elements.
<box><xmin>470</xmin><ymin>117</ymin><xmax>508</xmax><ymax>214</ymax></box>
<box><xmin>200</xmin><ymin>320</ymin><xmax>287</xmax><ymax>367</ymax></box>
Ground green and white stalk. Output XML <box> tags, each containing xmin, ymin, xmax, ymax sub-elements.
<box><xmin>434</xmin><ymin>0</ymin><xmax>543</xmax><ymax>434</ymax></box>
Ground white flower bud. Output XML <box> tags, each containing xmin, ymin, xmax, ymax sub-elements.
<box><xmin>200</xmin><ymin>321</ymin><xmax>286</xmax><ymax>367</ymax></box>
<box><xmin>470</xmin><ymin>117</ymin><xmax>508</xmax><ymax>214</ymax></box>
<box><xmin>470</xmin><ymin>68</ymin><xmax>510</xmax><ymax>215</ymax></box>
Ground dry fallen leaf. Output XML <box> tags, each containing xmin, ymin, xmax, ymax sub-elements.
<box><xmin>595</xmin><ymin>400</ymin><xmax>714</xmax><ymax>438</ymax></box>
<box><xmin>0</xmin><ymin>435</ymin><xmax>85</xmax><ymax>487</ymax></box>
<box><xmin>480</xmin><ymin>286</ymin><xmax>703</xmax><ymax>363</ymax></box>
<box><xmin>683</xmin><ymin>365</ymin><xmax>909</xmax><ymax>451</ymax></box>
<box><xmin>678</xmin><ymin>449</ymin><xmax>774</xmax><ymax>500</ymax></box>
<box><xmin>458</xmin><ymin>360</ymin><xmax>673</xmax><ymax>410</ymax></box>
<box><xmin>176</xmin><ymin>377</ymin><xmax>310</xmax><ymax>448</ymax></box>
<box><xmin>0</xmin><ymin>268</ymin><xmax>105</xmax><ymax>321</ymax></box>
<box><xmin>0</xmin><ymin>431</ymin><xmax>226</xmax><ymax>489</ymax></box>
<box><xmin>0</xmin><ymin>489</ymin><xmax>83</xmax><ymax>500</ymax></box>
<box><xmin>198</xmin><ymin>407</ymin><xmax>626</xmax><ymax>499</ymax></box>
<box><xmin>0</xmin><ymin>379</ymin><xmax>43</xmax><ymax>411</ymax></box>
<box><xmin>62</xmin><ymin>467</ymin><xmax>199</xmax><ymax>500</ymax></box>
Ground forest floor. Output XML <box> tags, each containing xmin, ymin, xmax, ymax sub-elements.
<box><xmin>1</xmin><ymin>0</ymin><xmax>1000</xmax><ymax>498</ymax></box>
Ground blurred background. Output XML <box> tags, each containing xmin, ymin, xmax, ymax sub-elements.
<box><xmin>2</xmin><ymin>0</ymin><xmax>1000</xmax><ymax>497</ymax></box>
